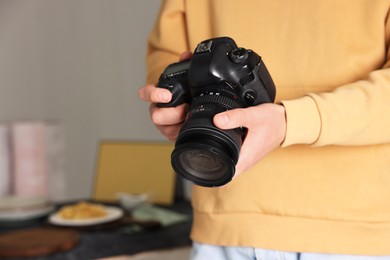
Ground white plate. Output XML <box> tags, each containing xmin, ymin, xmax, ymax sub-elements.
<box><xmin>0</xmin><ymin>196</ymin><xmax>48</xmax><ymax>211</ymax></box>
<box><xmin>48</xmin><ymin>206</ymin><xmax>124</xmax><ymax>226</ymax></box>
<box><xmin>0</xmin><ymin>204</ymin><xmax>54</xmax><ymax>222</ymax></box>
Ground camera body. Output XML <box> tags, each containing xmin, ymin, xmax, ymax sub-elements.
<box><xmin>157</xmin><ymin>37</ymin><xmax>276</xmax><ymax>187</ymax></box>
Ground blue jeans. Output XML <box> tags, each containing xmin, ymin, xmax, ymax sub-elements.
<box><xmin>191</xmin><ymin>243</ymin><xmax>390</xmax><ymax>260</ymax></box>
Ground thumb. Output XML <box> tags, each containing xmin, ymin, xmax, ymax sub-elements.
<box><xmin>213</xmin><ymin>109</ymin><xmax>247</xmax><ymax>129</ymax></box>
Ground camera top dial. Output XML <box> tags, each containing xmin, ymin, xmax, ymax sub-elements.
<box><xmin>229</xmin><ymin>47</ymin><xmax>249</xmax><ymax>63</ymax></box>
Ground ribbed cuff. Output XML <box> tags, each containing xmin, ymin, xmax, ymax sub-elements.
<box><xmin>280</xmin><ymin>96</ymin><xmax>321</xmax><ymax>147</ymax></box>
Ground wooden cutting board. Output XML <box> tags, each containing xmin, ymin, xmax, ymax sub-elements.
<box><xmin>0</xmin><ymin>227</ymin><xmax>79</xmax><ymax>257</ymax></box>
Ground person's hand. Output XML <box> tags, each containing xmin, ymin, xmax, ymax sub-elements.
<box><xmin>138</xmin><ymin>52</ymin><xmax>192</xmax><ymax>141</ymax></box>
<box><xmin>213</xmin><ymin>103</ymin><xmax>286</xmax><ymax>177</ymax></box>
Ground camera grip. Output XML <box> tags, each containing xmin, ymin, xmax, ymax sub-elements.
<box><xmin>156</xmin><ymin>60</ymin><xmax>191</xmax><ymax>108</ymax></box>
<box><xmin>156</xmin><ymin>83</ymin><xmax>189</xmax><ymax>107</ymax></box>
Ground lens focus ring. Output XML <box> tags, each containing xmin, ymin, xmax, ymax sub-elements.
<box><xmin>192</xmin><ymin>94</ymin><xmax>243</xmax><ymax>110</ymax></box>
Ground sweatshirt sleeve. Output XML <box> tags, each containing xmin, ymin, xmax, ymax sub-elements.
<box><xmin>281</xmin><ymin>14</ymin><xmax>390</xmax><ymax>147</ymax></box>
<box><xmin>146</xmin><ymin>0</ymin><xmax>189</xmax><ymax>85</ymax></box>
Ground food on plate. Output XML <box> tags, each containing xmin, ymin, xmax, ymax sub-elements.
<box><xmin>57</xmin><ymin>201</ymin><xmax>107</xmax><ymax>220</ymax></box>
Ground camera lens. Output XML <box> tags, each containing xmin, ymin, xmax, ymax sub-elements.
<box><xmin>172</xmin><ymin>134</ymin><xmax>238</xmax><ymax>187</ymax></box>
<box><xmin>171</xmin><ymin>93</ymin><xmax>244</xmax><ymax>187</ymax></box>
<box><xmin>178</xmin><ymin>149</ymin><xmax>227</xmax><ymax>180</ymax></box>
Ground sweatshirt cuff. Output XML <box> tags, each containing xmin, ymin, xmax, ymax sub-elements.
<box><xmin>280</xmin><ymin>96</ymin><xmax>321</xmax><ymax>147</ymax></box>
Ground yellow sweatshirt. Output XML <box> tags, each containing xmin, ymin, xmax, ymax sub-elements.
<box><xmin>146</xmin><ymin>0</ymin><xmax>390</xmax><ymax>255</ymax></box>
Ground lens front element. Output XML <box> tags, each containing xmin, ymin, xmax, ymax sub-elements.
<box><xmin>172</xmin><ymin>140</ymin><xmax>236</xmax><ymax>187</ymax></box>
<box><xmin>178</xmin><ymin>149</ymin><xmax>228</xmax><ymax>181</ymax></box>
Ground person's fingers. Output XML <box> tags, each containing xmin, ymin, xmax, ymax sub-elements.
<box><xmin>156</xmin><ymin>124</ymin><xmax>183</xmax><ymax>142</ymax></box>
<box><xmin>180</xmin><ymin>51</ymin><xmax>193</xmax><ymax>61</ymax></box>
<box><xmin>213</xmin><ymin>108</ymin><xmax>254</xmax><ymax>129</ymax></box>
<box><xmin>138</xmin><ymin>84</ymin><xmax>172</xmax><ymax>103</ymax></box>
<box><xmin>149</xmin><ymin>103</ymin><xmax>188</xmax><ymax>126</ymax></box>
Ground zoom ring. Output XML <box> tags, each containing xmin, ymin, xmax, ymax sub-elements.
<box><xmin>191</xmin><ymin>94</ymin><xmax>243</xmax><ymax>110</ymax></box>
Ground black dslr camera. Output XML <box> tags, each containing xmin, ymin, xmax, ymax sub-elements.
<box><xmin>157</xmin><ymin>37</ymin><xmax>276</xmax><ymax>187</ymax></box>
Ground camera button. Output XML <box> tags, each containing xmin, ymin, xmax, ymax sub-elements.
<box><xmin>229</xmin><ymin>47</ymin><xmax>249</xmax><ymax>63</ymax></box>
<box><xmin>244</xmin><ymin>90</ymin><xmax>256</xmax><ymax>106</ymax></box>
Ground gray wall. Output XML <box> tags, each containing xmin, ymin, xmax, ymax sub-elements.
<box><xmin>0</xmin><ymin>0</ymin><xmax>164</xmax><ymax>200</ymax></box>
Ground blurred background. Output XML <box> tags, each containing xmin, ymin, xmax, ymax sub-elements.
<box><xmin>0</xmin><ymin>0</ymin><xmax>165</xmax><ymax>201</ymax></box>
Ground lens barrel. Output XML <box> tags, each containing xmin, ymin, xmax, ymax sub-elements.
<box><xmin>171</xmin><ymin>92</ymin><xmax>245</xmax><ymax>187</ymax></box>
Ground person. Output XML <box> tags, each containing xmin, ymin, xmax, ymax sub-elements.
<box><xmin>138</xmin><ymin>0</ymin><xmax>390</xmax><ymax>259</ymax></box>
